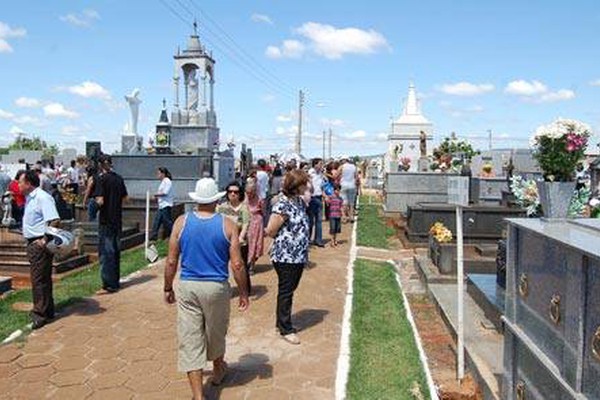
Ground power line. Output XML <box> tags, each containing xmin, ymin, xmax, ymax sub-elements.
<box><xmin>183</xmin><ymin>0</ymin><xmax>296</xmax><ymax>94</ymax></box>
<box><xmin>160</xmin><ymin>0</ymin><xmax>295</xmax><ymax>100</ymax></box>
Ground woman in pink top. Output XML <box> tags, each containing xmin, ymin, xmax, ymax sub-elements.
<box><xmin>245</xmin><ymin>181</ymin><xmax>264</xmax><ymax>274</ymax></box>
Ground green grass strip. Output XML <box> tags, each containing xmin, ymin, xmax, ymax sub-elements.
<box><xmin>0</xmin><ymin>240</ymin><xmax>167</xmax><ymax>342</ymax></box>
<box><xmin>356</xmin><ymin>195</ymin><xmax>394</xmax><ymax>249</ymax></box>
<box><xmin>347</xmin><ymin>258</ymin><xmax>430</xmax><ymax>400</ymax></box>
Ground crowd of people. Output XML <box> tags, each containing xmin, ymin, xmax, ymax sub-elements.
<box><xmin>1</xmin><ymin>153</ymin><xmax>362</xmax><ymax>399</ymax></box>
<box><xmin>162</xmin><ymin>155</ymin><xmax>361</xmax><ymax>398</ymax></box>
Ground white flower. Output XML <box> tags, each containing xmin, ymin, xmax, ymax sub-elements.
<box><xmin>530</xmin><ymin>118</ymin><xmax>593</xmax><ymax>148</ymax></box>
<box><xmin>590</xmin><ymin>198</ymin><xmax>600</xmax><ymax>207</ymax></box>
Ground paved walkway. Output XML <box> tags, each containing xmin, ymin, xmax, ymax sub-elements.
<box><xmin>0</xmin><ymin>227</ymin><xmax>352</xmax><ymax>399</ymax></box>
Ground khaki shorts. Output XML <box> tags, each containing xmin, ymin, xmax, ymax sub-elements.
<box><xmin>177</xmin><ymin>280</ymin><xmax>231</xmax><ymax>372</ymax></box>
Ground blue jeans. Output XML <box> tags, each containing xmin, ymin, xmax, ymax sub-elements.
<box><xmin>308</xmin><ymin>196</ymin><xmax>323</xmax><ymax>245</ymax></box>
<box><xmin>87</xmin><ymin>199</ymin><xmax>99</xmax><ymax>222</ymax></box>
<box><xmin>99</xmin><ymin>225</ymin><xmax>121</xmax><ymax>291</ymax></box>
<box><xmin>150</xmin><ymin>206</ymin><xmax>173</xmax><ymax>241</ymax></box>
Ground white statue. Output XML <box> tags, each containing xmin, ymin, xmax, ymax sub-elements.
<box><xmin>124</xmin><ymin>88</ymin><xmax>142</xmax><ymax>135</ymax></box>
<box><xmin>188</xmin><ymin>71</ymin><xmax>199</xmax><ymax>111</ymax></box>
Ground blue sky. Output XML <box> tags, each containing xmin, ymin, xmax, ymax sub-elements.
<box><xmin>1</xmin><ymin>0</ymin><xmax>599</xmax><ymax>158</ymax></box>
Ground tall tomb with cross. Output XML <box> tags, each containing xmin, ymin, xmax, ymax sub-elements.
<box><xmin>166</xmin><ymin>22</ymin><xmax>220</xmax><ymax>154</ymax></box>
<box><xmin>386</xmin><ymin>82</ymin><xmax>433</xmax><ymax>172</ymax></box>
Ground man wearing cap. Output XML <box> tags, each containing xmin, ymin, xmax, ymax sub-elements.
<box><xmin>95</xmin><ymin>154</ymin><xmax>128</xmax><ymax>294</ymax></box>
<box><xmin>19</xmin><ymin>170</ymin><xmax>60</xmax><ymax>329</ymax></box>
<box><xmin>164</xmin><ymin>177</ymin><xmax>249</xmax><ymax>400</ymax></box>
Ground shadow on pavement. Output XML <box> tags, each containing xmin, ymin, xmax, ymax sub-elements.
<box><xmin>293</xmin><ymin>308</ymin><xmax>329</xmax><ymax>331</ymax></box>
<box><xmin>120</xmin><ymin>273</ymin><xmax>155</xmax><ymax>288</ymax></box>
<box><xmin>230</xmin><ymin>284</ymin><xmax>268</xmax><ymax>300</ymax></box>
<box><xmin>204</xmin><ymin>353</ymin><xmax>273</xmax><ymax>399</ymax></box>
<box><xmin>57</xmin><ymin>297</ymin><xmax>106</xmax><ymax>318</ymax></box>
<box><xmin>252</xmin><ymin>262</ymin><xmax>273</xmax><ymax>275</ymax></box>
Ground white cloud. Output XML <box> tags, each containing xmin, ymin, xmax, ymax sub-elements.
<box><xmin>59</xmin><ymin>9</ymin><xmax>100</xmax><ymax>28</ymax></box>
<box><xmin>321</xmin><ymin>118</ymin><xmax>345</xmax><ymax>127</ymax></box>
<box><xmin>61</xmin><ymin>125</ymin><xmax>90</xmax><ymax>136</ymax></box>
<box><xmin>251</xmin><ymin>13</ymin><xmax>273</xmax><ymax>25</ymax></box>
<box><xmin>13</xmin><ymin>115</ymin><xmax>45</xmax><ymax>127</ymax></box>
<box><xmin>266</xmin><ymin>40</ymin><xmax>305</xmax><ymax>59</ymax></box>
<box><xmin>67</xmin><ymin>81</ymin><xmax>111</xmax><ymax>99</ymax></box>
<box><xmin>0</xmin><ymin>21</ymin><xmax>27</xmax><ymax>53</ymax></box>
<box><xmin>9</xmin><ymin>126</ymin><xmax>24</xmax><ymax>135</ymax></box>
<box><xmin>348</xmin><ymin>130</ymin><xmax>367</xmax><ymax>138</ymax></box>
<box><xmin>377</xmin><ymin>132</ymin><xmax>388</xmax><ymax>140</ymax></box>
<box><xmin>439</xmin><ymin>82</ymin><xmax>494</xmax><ymax>96</ymax></box>
<box><xmin>504</xmin><ymin>80</ymin><xmax>547</xmax><ymax>96</ymax></box>
<box><xmin>15</xmin><ymin>96</ymin><xmax>41</xmax><ymax>108</ymax></box>
<box><xmin>589</xmin><ymin>79</ymin><xmax>600</xmax><ymax>87</ymax></box>
<box><xmin>43</xmin><ymin>103</ymin><xmax>79</xmax><ymax>118</ymax></box>
<box><xmin>266</xmin><ymin>22</ymin><xmax>390</xmax><ymax>60</ymax></box>
<box><xmin>276</xmin><ymin>113</ymin><xmax>294</xmax><ymax>122</ymax></box>
<box><xmin>296</xmin><ymin>22</ymin><xmax>390</xmax><ymax>60</ymax></box>
<box><xmin>504</xmin><ymin>79</ymin><xmax>575</xmax><ymax>103</ymax></box>
<box><xmin>539</xmin><ymin>89</ymin><xmax>575</xmax><ymax>103</ymax></box>
<box><xmin>0</xmin><ymin>109</ymin><xmax>15</xmax><ymax>119</ymax></box>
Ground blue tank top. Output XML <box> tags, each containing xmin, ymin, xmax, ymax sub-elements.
<box><xmin>179</xmin><ymin>212</ymin><xmax>230</xmax><ymax>282</ymax></box>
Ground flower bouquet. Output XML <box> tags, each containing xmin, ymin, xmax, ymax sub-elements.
<box><xmin>429</xmin><ymin>221</ymin><xmax>453</xmax><ymax>243</ymax></box>
<box><xmin>530</xmin><ymin>118</ymin><xmax>592</xmax><ymax>218</ymax></box>
<box><xmin>399</xmin><ymin>156</ymin><xmax>411</xmax><ymax>171</ymax></box>
<box><xmin>531</xmin><ymin>118</ymin><xmax>591</xmax><ymax>182</ymax></box>
<box><xmin>510</xmin><ymin>175</ymin><xmax>540</xmax><ymax>216</ymax></box>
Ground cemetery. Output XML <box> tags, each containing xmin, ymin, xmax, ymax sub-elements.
<box><xmin>1</xmin><ymin>4</ymin><xmax>599</xmax><ymax>400</ymax></box>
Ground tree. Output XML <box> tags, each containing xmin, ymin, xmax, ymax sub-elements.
<box><xmin>8</xmin><ymin>134</ymin><xmax>59</xmax><ymax>159</ymax></box>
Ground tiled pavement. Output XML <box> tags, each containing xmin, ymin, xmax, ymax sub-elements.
<box><xmin>0</xmin><ymin>227</ymin><xmax>352</xmax><ymax>399</ymax></box>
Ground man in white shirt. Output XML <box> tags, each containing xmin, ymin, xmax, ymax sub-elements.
<box><xmin>66</xmin><ymin>160</ymin><xmax>80</xmax><ymax>195</ymax></box>
<box><xmin>255</xmin><ymin>159</ymin><xmax>269</xmax><ymax>201</ymax></box>
<box><xmin>308</xmin><ymin>158</ymin><xmax>325</xmax><ymax>247</ymax></box>
<box><xmin>150</xmin><ymin>167</ymin><xmax>175</xmax><ymax>241</ymax></box>
<box><xmin>20</xmin><ymin>169</ymin><xmax>60</xmax><ymax>330</ymax></box>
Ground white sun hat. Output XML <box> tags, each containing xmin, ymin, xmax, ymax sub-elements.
<box><xmin>188</xmin><ymin>178</ymin><xmax>226</xmax><ymax>204</ymax></box>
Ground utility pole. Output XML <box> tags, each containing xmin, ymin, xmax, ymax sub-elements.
<box><xmin>328</xmin><ymin>127</ymin><xmax>332</xmax><ymax>159</ymax></box>
<box><xmin>487</xmin><ymin>129</ymin><xmax>492</xmax><ymax>151</ymax></box>
<box><xmin>322</xmin><ymin>130</ymin><xmax>326</xmax><ymax>160</ymax></box>
<box><xmin>295</xmin><ymin>90</ymin><xmax>304</xmax><ymax>155</ymax></box>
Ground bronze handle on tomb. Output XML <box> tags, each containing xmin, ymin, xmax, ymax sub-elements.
<box><xmin>516</xmin><ymin>381</ymin><xmax>526</xmax><ymax>400</ymax></box>
<box><xmin>592</xmin><ymin>327</ymin><xmax>600</xmax><ymax>362</ymax></box>
<box><xmin>549</xmin><ymin>294</ymin><xmax>561</xmax><ymax>325</ymax></box>
<box><xmin>518</xmin><ymin>273</ymin><xmax>529</xmax><ymax>298</ymax></box>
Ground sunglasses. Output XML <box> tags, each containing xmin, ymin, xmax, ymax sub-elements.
<box><xmin>227</xmin><ymin>189</ymin><xmax>240</xmax><ymax>194</ymax></box>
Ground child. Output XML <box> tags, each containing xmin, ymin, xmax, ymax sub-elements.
<box><xmin>328</xmin><ymin>184</ymin><xmax>343</xmax><ymax>247</ymax></box>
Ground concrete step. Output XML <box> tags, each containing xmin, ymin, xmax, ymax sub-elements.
<box><xmin>0</xmin><ymin>251</ymin><xmax>28</xmax><ymax>262</ymax></box>
<box><xmin>452</xmin><ymin>257</ymin><xmax>497</xmax><ymax>274</ymax></box>
<box><xmin>82</xmin><ymin>232</ymin><xmax>145</xmax><ymax>254</ymax></box>
<box><xmin>475</xmin><ymin>244</ymin><xmax>498</xmax><ymax>257</ymax></box>
<box><xmin>0</xmin><ymin>276</ymin><xmax>12</xmax><ymax>294</ymax></box>
<box><xmin>0</xmin><ymin>254</ymin><xmax>89</xmax><ymax>274</ymax></box>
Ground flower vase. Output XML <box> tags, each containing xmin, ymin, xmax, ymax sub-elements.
<box><xmin>535</xmin><ymin>181</ymin><xmax>576</xmax><ymax>220</ymax></box>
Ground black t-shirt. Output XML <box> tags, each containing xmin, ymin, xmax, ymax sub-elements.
<box><xmin>96</xmin><ymin>171</ymin><xmax>128</xmax><ymax>231</ymax></box>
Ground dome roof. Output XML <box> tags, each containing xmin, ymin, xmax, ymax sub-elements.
<box><xmin>185</xmin><ymin>35</ymin><xmax>203</xmax><ymax>54</ymax></box>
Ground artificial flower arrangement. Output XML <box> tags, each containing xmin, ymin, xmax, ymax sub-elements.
<box><xmin>399</xmin><ymin>156</ymin><xmax>411</xmax><ymax>171</ymax></box>
<box><xmin>531</xmin><ymin>118</ymin><xmax>592</xmax><ymax>182</ymax></box>
<box><xmin>429</xmin><ymin>221</ymin><xmax>453</xmax><ymax>243</ymax></box>
<box><xmin>430</xmin><ymin>135</ymin><xmax>479</xmax><ymax>173</ymax></box>
<box><xmin>510</xmin><ymin>174</ymin><xmax>592</xmax><ymax>218</ymax></box>
<box><xmin>509</xmin><ymin>175</ymin><xmax>540</xmax><ymax>216</ymax></box>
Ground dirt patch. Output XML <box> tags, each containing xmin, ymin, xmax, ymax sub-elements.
<box><xmin>407</xmin><ymin>294</ymin><xmax>483</xmax><ymax>399</ymax></box>
<box><xmin>11</xmin><ymin>301</ymin><xmax>33</xmax><ymax>312</ymax></box>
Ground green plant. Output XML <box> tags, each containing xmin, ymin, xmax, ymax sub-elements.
<box><xmin>531</xmin><ymin>119</ymin><xmax>591</xmax><ymax>182</ymax></box>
